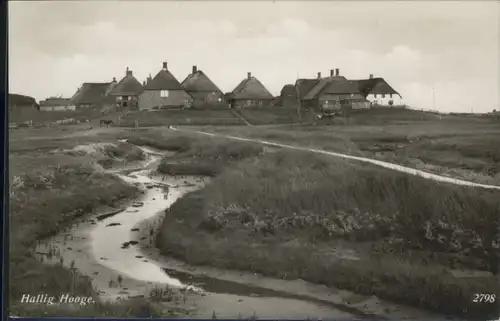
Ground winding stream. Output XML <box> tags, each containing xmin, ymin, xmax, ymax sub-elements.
<box><xmin>35</xmin><ymin>143</ymin><xmax>457</xmax><ymax>320</ymax></box>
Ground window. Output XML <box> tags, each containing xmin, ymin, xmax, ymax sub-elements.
<box><xmin>117</xmin><ymin>96</ymin><xmax>122</xmax><ymax>101</ymax></box>
<box><xmin>373</xmin><ymin>94</ymin><xmax>377</xmax><ymax>98</ymax></box>
<box><xmin>382</xmin><ymin>94</ymin><xmax>386</xmax><ymax>98</ymax></box>
<box><xmin>390</xmin><ymin>94</ymin><xmax>393</xmax><ymax>98</ymax></box>
<box><xmin>161</xmin><ymin>90</ymin><xmax>169</xmax><ymax>98</ymax></box>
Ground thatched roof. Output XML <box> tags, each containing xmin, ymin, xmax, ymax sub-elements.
<box><xmin>231</xmin><ymin>73</ymin><xmax>274</xmax><ymax>100</ymax></box>
<box><xmin>72</xmin><ymin>82</ymin><xmax>115</xmax><ymax>105</ymax></box>
<box><xmin>144</xmin><ymin>62</ymin><xmax>184</xmax><ymax>91</ymax></box>
<box><xmin>349</xmin><ymin>77</ymin><xmax>401</xmax><ymax>98</ymax></box>
<box><xmin>280</xmin><ymin>84</ymin><xmax>298</xmax><ymax>99</ymax></box>
<box><xmin>9</xmin><ymin>93</ymin><xmax>38</xmax><ymax>108</ymax></box>
<box><xmin>295</xmin><ymin>79</ymin><xmax>319</xmax><ymax>99</ymax></box>
<box><xmin>181</xmin><ymin>67</ymin><xmax>222</xmax><ymax>93</ymax></box>
<box><xmin>110</xmin><ymin>68</ymin><xmax>144</xmax><ymax>95</ymax></box>
<box><xmin>303</xmin><ymin>76</ymin><xmax>361</xmax><ymax>100</ymax></box>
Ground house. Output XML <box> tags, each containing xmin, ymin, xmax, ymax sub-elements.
<box><xmin>71</xmin><ymin>79</ymin><xmax>117</xmax><ymax>110</ymax></box>
<box><xmin>276</xmin><ymin>84</ymin><xmax>299</xmax><ymax>108</ymax></box>
<box><xmin>38</xmin><ymin>97</ymin><xmax>76</xmax><ymax>111</ymax></box>
<box><xmin>109</xmin><ymin>67</ymin><xmax>144</xmax><ymax>109</ymax></box>
<box><xmin>349</xmin><ymin>74</ymin><xmax>402</xmax><ymax>107</ymax></box>
<box><xmin>181</xmin><ymin>65</ymin><xmax>225</xmax><ymax>108</ymax></box>
<box><xmin>9</xmin><ymin>93</ymin><xmax>38</xmax><ymax>112</ymax></box>
<box><xmin>297</xmin><ymin>69</ymin><xmax>367</xmax><ymax>111</ymax></box>
<box><xmin>228</xmin><ymin>72</ymin><xmax>274</xmax><ymax>108</ymax></box>
<box><xmin>138</xmin><ymin>62</ymin><xmax>192</xmax><ymax>110</ymax></box>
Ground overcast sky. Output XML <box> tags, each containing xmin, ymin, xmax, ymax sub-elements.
<box><xmin>8</xmin><ymin>1</ymin><xmax>500</xmax><ymax>113</ymax></box>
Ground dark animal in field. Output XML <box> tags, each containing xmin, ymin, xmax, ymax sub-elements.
<box><xmin>100</xmin><ymin>119</ymin><xmax>114</xmax><ymax>127</ymax></box>
<box><xmin>316</xmin><ymin>111</ymin><xmax>343</xmax><ymax>120</ymax></box>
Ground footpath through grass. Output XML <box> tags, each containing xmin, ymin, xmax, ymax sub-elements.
<box><xmin>8</xmin><ymin>130</ymin><xmax>181</xmax><ymax>317</ymax></box>
<box><xmin>138</xmin><ymin>129</ymin><xmax>500</xmax><ymax>320</ymax></box>
<box><xmin>199</xmin><ymin>111</ymin><xmax>500</xmax><ymax>186</ymax></box>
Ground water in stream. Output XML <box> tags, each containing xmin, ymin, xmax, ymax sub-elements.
<box><xmin>34</xmin><ymin>146</ymin><xmax>452</xmax><ymax>320</ymax></box>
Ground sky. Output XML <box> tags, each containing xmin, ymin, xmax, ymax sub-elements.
<box><xmin>8</xmin><ymin>0</ymin><xmax>500</xmax><ymax>113</ymax></box>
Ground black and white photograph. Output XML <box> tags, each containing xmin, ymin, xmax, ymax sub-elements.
<box><xmin>7</xmin><ymin>0</ymin><xmax>500</xmax><ymax>319</ymax></box>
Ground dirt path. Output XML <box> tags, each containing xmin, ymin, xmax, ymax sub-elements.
<box><xmin>169</xmin><ymin>126</ymin><xmax>500</xmax><ymax>191</ymax></box>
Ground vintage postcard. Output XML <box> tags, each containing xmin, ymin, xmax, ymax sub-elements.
<box><xmin>7</xmin><ymin>0</ymin><xmax>499</xmax><ymax>319</ymax></box>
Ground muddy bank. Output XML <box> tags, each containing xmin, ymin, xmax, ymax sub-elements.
<box><xmin>34</xmin><ymin>169</ymin><xmax>358</xmax><ymax>319</ymax></box>
<box><xmin>135</xmin><ymin>210</ymin><xmax>456</xmax><ymax>320</ymax></box>
<box><xmin>34</xmin><ymin>142</ymin><xmax>462</xmax><ymax>320</ymax></box>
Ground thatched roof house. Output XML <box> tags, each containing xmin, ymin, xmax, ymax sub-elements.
<box><xmin>296</xmin><ymin>69</ymin><xmax>367</xmax><ymax>110</ymax></box>
<box><xmin>138</xmin><ymin>62</ymin><xmax>191</xmax><ymax>110</ymax></box>
<box><xmin>349</xmin><ymin>74</ymin><xmax>402</xmax><ymax>106</ymax></box>
<box><xmin>72</xmin><ymin>80</ymin><xmax>116</xmax><ymax>109</ymax></box>
<box><xmin>276</xmin><ymin>84</ymin><xmax>299</xmax><ymax>108</ymax></box>
<box><xmin>181</xmin><ymin>65</ymin><xmax>224</xmax><ymax>107</ymax></box>
<box><xmin>109</xmin><ymin>67</ymin><xmax>144</xmax><ymax>109</ymax></box>
<box><xmin>9</xmin><ymin>93</ymin><xmax>38</xmax><ymax>111</ymax></box>
<box><xmin>229</xmin><ymin>72</ymin><xmax>274</xmax><ymax>108</ymax></box>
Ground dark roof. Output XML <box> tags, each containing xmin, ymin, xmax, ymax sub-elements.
<box><xmin>295</xmin><ymin>79</ymin><xmax>319</xmax><ymax>99</ymax></box>
<box><xmin>144</xmin><ymin>69</ymin><xmax>184</xmax><ymax>90</ymax></box>
<box><xmin>349</xmin><ymin>78</ymin><xmax>401</xmax><ymax>97</ymax></box>
<box><xmin>39</xmin><ymin>97</ymin><xmax>73</xmax><ymax>106</ymax></box>
<box><xmin>110</xmin><ymin>73</ymin><xmax>144</xmax><ymax>95</ymax></box>
<box><xmin>303</xmin><ymin>76</ymin><xmax>361</xmax><ymax>100</ymax></box>
<box><xmin>9</xmin><ymin>93</ymin><xmax>38</xmax><ymax>107</ymax></box>
<box><xmin>72</xmin><ymin>82</ymin><xmax>115</xmax><ymax>105</ymax></box>
<box><xmin>280</xmin><ymin>84</ymin><xmax>297</xmax><ymax>98</ymax></box>
<box><xmin>181</xmin><ymin>70</ymin><xmax>222</xmax><ymax>93</ymax></box>
<box><xmin>231</xmin><ymin>76</ymin><xmax>274</xmax><ymax>100</ymax></box>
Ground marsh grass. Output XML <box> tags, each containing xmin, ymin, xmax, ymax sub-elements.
<box><xmin>156</xmin><ymin>149</ymin><xmax>500</xmax><ymax>319</ymax></box>
<box><xmin>7</xmin><ymin>133</ymin><xmax>177</xmax><ymax>317</ymax></box>
<box><xmin>117</xmin><ymin>109</ymin><xmax>245</xmax><ymax>127</ymax></box>
<box><xmin>198</xmin><ymin>117</ymin><xmax>500</xmax><ymax>185</ymax></box>
<box><xmin>97</xmin><ymin>142</ymin><xmax>146</xmax><ymax>169</ymax></box>
<box><xmin>126</xmin><ymin>131</ymin><xmax>264</xmax><ymax>176</ymax></box>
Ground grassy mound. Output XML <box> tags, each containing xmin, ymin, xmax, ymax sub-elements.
<box><xmin>127</xmin><ymin>131</ymin><xmax>264</xmax><ymax>177</ymax></box>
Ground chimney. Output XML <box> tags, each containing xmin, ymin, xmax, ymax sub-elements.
<box><xmin>330</xmin><ymin>69</ymin><xmax>334</xmax><ymax>77</ymax></box>
<box><xmin>369</xmin><ymin>74</ymin><xmax>374</xmax><ymax>79</ymax></box>
<box><xmin>112</xmin><ymin>77</ymin><xmax>116</xmax><ymax>82</ymax></box>
<box><xmin>335</xmin><ymin>68</ymin><xmax>339</xmax><ymax>76</ymax></box>
<box><xmin>126</xmin><ymin>67</ymin><xmax>132</xmax><ymax>77</ymax></box>
<box><xmin>192</xmin><ymin>65</ymin><xmax>197</xmax><ymax>74</ymax></box>
<box><xmin>247</xmin><ymin>72</ymin><xmax>251</xmax><ymax>79</ymax></box>
<box><xmin>162</xmin><ymin>62</ymin><xmax>168</xmax><ymax>70</ymax></box>
<box><xmin>317</xmin><ymin>72</ymin><xmax>321</xmax><ymax>79</ymax></box>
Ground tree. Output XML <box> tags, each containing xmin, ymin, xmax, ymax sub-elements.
<box><xmin>388</xmin><ymin>100</ymin><xmax>394</xmax><ymax>106</ymax></box>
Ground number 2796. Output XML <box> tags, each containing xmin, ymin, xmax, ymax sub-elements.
<box><xmin>473</xmin><ymin>293</ymin><xmax>496</xmax><ymax>303</ymax></box>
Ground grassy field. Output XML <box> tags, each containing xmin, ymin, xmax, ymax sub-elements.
<box><xmin>235</xmin><ymin>107</ymin><xmax>316</xmax><ymax>125</ymax></box>
<box><xmin>126</xmin><ymin>129</ymin><xmax>264</xmax><ymax>176</ymax></box>
<box><xmin>198</xmin><ymin>108</ymin><xmax>500</xmax><ymax>185</ymax></box>
<box><xmin>129</xmin><ymin>128</ymin><xmax>500</xmax><ymax>319</ymax></box>
<box><xmin>8</xmin><ymin>128</ymin><xmax>184</xmax><ymax>317</ymax></box>
<box><xmin>117</xmin><ymin>109</ymin><xmax>246</xmax><ymax>127</ymax></box>
<box><xmin>9</xmin><ymin>108</ymin><xmax>106</xmax><ymax>124</ymax></box>
<box><xmin>8</xmin><ymin>107</ymin><xmax>500</xmax><ymax>318</ymax></box>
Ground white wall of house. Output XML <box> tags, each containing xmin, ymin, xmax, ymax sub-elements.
<box><xmin>39</xmin><ymin>105</ymin><xmax>76</xmax><ymax>111</ymax></box>
<box><xmin>366</xmin><ymin>93</ymin><xmax>402</xmax><ymax>106</ymax></box>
